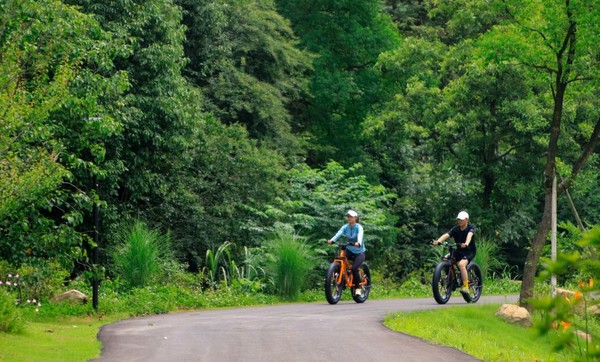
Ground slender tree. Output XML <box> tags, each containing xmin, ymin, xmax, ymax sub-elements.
<box><xmin>478</xmin><ymin>0</ymin><xmax>600</xmax><ymax>311</ymax></box>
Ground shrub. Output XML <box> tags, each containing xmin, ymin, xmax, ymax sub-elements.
<box><xmin>532</xmin><ymin>225</ymin><xmax>600</xmax><ymax>360</ymax></box>
<box><xmin>111</xmin><ymin>221</ymin><xmax>172</xmax><ymax>289</ymax></box>
<box><xmin>473</xmin><ymin>237</ymin><xmax>503</xmax><ymax>281</ymax></box>
<box><xmin>201</xmin><ymin>241</ymin><xmax>233</xmax><ymax>288</ymax></box>
<box><xmin>266</xmin><ymin>228</ymin><xmax>313</xmax><ymax>299</ymax></box>
<box><xmin>0</xmin><ymin>259</ymin><xmax>69</xmax><ymax>301</ymax></box>
<box><xmin>0</xmin><ymin>289</ymin><xmax>24</xmax><ymax>333</ymax></box>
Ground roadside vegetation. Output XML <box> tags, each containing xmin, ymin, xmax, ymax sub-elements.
<box><xmin>388</xmin><ymin>226</ymin><xmax>600</xmax><ymax>361</ymax></box>
<box><xmin>2</xmin><ymin>0</ymin><xmax>600</xmax><ymax>361</ymax></box>
<box><xmin>385</xmin><ymin>303</ymin><xmax>598</xmax><ymax>362</ymax></box>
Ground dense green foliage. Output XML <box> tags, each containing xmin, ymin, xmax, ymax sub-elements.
<box><xmin>533</xmin><ymin>226</ymin><xmax>600</xmax><ymax>359</ymax></box>
<box><xmin>1</xmin><ymin>0</ymin><xmax>599</xmax><ymax>321</ymax></box>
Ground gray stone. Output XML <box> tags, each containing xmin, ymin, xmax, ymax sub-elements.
<box><xmin>575</xmin><ymin>330</ymin><xmax>592</xmax><ymax>342</ymax></box>
<box><xmin>496</xmin><ymin>304</ymin><xmax>533</xmax><ymax>327</ymax></box>
<box><xmin>52</xmin><ymin>289</ymin><xmax>88</xmax><ymax>304</ymax></box>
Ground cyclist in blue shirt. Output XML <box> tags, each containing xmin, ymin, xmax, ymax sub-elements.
<box><xmin>433</xmin><ymin>211</ymin><xmax>476</xmax><ymax>295</ymax></box>
<box><xmin>327</xmin><ymin>210</ymin><xmax>365</xmax><ymax>296</ymax></box>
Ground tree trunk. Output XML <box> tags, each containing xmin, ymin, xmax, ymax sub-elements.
<box><xmin>519</xmin><ymin>60</ymin><xmax>568</xmax><ymax>313</ymax></box>
<box><xmin>519</xmin><ymin>189</ymin><xmax>552</xmax><ymax>311</ymax></box>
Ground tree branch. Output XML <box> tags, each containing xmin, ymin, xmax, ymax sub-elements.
<box><xmin>492</xmin><ymin>143</ymin><xmax>528</xmax><ymax>161</ymax></box>
<box><xmin>346</xmin><ymin>61</ymin><xmax>375</xmax><ymax>71</ymax></box>
<box><xmin>523</xmin><ymin>26</ymin><xmax>555</xmax><ymax>52</ymax></box>
<box><xmin>567</xmin><ymin>76</ymin><xmax>594</xmax><ymax>84</ymax></box>
<box><xmin>558</xmin><ymin>116</ymin><xmax>600</xmax><ymax>192</ymax></box>
<box><xmin>520</xmin><ymin>61</ymin><xmax>556</xmax><ymax>74</ymax></box>
<box><xmin>501</xmin><ymin>1</ymin><xmax>556</xmax><ymax>52</ymax></box>
<box><xmin>557</xmin><ymin>16</ymin><xmax>576</xmax><ymax>60</ymax></box>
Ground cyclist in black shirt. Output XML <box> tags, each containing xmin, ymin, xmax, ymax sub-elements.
<box><xmin>433</xmin><ymin>211</ymin><xmax>476</xmax><ymax>295</ymax></box>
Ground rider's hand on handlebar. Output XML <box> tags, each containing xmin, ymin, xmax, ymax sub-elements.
<box><xmin>432</xmin><ymin>240</ymin><xmax>440</xmax><ymax>246</ymax></box>
<box><xmin>327</xmin><ymin>239</ymin><xmax>333</xmax><ymax>244</ymax></box>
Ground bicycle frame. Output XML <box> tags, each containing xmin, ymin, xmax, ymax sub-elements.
<box><xmin>333</xmin><ymin>243</ymin><xmax>367</xmax><ymax>288</ymax></box>
<box><xmin>445</xmin><ymin>246</ymin><xmax>463</xmax><ymax>289</ymax></box>
<box><xmin>325</xmin><ymin>241</ymin><xmax>371</xmax><ymax>304</ymax></box>
<box><xmin>333</xmin><ymin>247</ymin><xmax>353</xmax><ymax>287</ymax></box>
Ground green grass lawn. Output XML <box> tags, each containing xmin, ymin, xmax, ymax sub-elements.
<box><xmin>0</xmin><ymin>314</ymin><xmax>126</xmax><ymax>362</ymax></box>
<box><xmin>385</xmin><ymin>304</ymin><xmax>585</xmax><ymax>362</ymax></box>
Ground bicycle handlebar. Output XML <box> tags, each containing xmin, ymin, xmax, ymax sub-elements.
<box><xmin>329</xmin><ymin>240</ymin><xmax>354</xmax><ymax>247</ymax></box>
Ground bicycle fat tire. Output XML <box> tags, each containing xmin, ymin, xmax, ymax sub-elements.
<box><xmin>352</xmin><ymin>264</ymin><xmax>371</xmax><ymax>303</ymax></box>
<box><xmin>462</xmin><ymin>262</ymin><xmax>483</xmax><ymax>303</ymax></box>
<box><xmin>325</xmin><ymin>262</ymin><xmax>343</xmax><ymax>304</ymax></box>
<box><xmin>432</xmin><ymin>261</ymin><xmax>452</xmax><ymax>304</ymax></box>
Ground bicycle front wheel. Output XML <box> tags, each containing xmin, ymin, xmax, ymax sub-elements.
<box><xmin>432</xmin><ymin>261</ymin><xmax>452</xmax><ymax>304</ymax></box>
<box><xmin>325</xmin><ymin>262</ymin><xmax>343</xmax><ymax>304</ymax></box>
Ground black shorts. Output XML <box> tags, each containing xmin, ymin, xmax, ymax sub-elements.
<box><xmin>454</xmin><ymin>250</ymin><xmax>475</xmax><ymax>262</ymax></box>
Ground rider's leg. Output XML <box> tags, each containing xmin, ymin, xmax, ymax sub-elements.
<box><xmin>458</xmin><ymin>258</ymin><xmax>469</xmax><ymax>291</ymax></box>
<box><xmin>351</xmin><ymin>252</ymin><xmax>365</xmax><ymax>288</ymax></box>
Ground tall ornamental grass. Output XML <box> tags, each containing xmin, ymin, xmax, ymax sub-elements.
<box><xmin>267</xmin><ymin>230</ymin><xmax>313</xmax><ymax>300</ymax></box>
<box><xmin>473</xmin><ymin>237</ymin><xmax>502</xmax><ymax>281</ymax></box>
<box><xmin>111</xmin><ymin>221</ymin><xmax>171</xmax><ymax>289</ymax></box>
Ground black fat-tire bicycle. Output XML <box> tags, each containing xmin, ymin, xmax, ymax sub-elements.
<box><xmin>432</xmin><ymin>242</ymin><xmax>483</xmax><ymax>304</ymax></box>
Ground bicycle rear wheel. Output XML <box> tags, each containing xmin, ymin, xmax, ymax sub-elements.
<box><xmin>325</xmin><ymin>262</ymin><xmax>343</xmax><ymax>304</ymax></box>
<box><xmin>352</xmin><ymin>264</ymin><xmax>371</xmax><ymax>303</ymax></box>
<box><xmin>432</xmin><ymin>261</ymin><xmax>452</xmax><ymax>304</ymax></box>
<box><xmin>462</xmin><ymin>262</ymin><xmax>483</xmax><ymax>303</ymax></box>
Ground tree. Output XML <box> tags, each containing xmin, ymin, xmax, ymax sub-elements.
<box><xmin>178</xmin><ymin>0</ymin><xmax>312</xmax><ymax>156</ymax></box>
<box><xmin>0</xmin><ymin>0</ymin><xmax>122</xmax><ymax>266</ymax></box>
<box><xmin>162</xmin><ymin>114</ymin><xmax>288</xmax><ymax>269</ymax></box>
<box><xmin>277</xmin><ymin>0</ymin><xmax>400</xmax><ymax>166</ymax></box>
<box><xmin>477</xmin><ymin>0</ymin><xmax>600</xmax><ymax>311</ymax></box>
<box><xmin>266</xmin><ymin>162</ymin><xmax>398</xmax><ymax>269</ymax></box>
<box><xmin>66</xmin><ymin>0</ymin><xmax>197</xmax><ymax>233</ymax></box>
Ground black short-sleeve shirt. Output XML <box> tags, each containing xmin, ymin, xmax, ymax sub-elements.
<box><xmin>447</xmin><ymin>225</ymin><xmax>476</xmax><ymax>252</ymax></box>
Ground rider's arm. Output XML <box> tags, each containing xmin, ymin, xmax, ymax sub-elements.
<box><xmin>356</xmin><ymin>224</ymin><xmax>364</xmax><ymax>247</ymax></box>
<box><xmin>434</xmin><ymin>233</ymin><xmax>450</xmax><ymax>245</ymax></box>
<box><xmin>330</xmin><ymin>225</ymin><xmax>346</xmax><ymax>243</ymax></box>
<box><xmin>464</xmin><ymin>232</ymin><xmax>474</xmax><ymax>247</ymax></box>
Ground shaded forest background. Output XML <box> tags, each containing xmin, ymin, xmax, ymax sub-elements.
<box><xmin>2</xmin><ymin>0</ymin><xmax>600</xmax><ymax>297</ymax></box>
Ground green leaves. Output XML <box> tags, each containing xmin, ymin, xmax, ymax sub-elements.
<box><xmin>0</xmin><ymin>0</ymin><xmax>119</xmax><ymax>266</ymax></box>
<box><xmin>278</xmin><ymin>0</ymin><xmax>400</xmax><ymax>164</ymax></box>
<box><xmin>179</xmin><ymin>0</ymin><xmax>312</xmax><ymax>151</ymax></box>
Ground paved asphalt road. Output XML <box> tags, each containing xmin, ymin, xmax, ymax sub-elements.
<box><xmin>96</xmin><ymin>295</ymin><xmax>517</xmax><ymax>362</ymax></box>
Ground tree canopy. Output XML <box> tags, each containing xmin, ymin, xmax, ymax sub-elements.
<box><xmin>1</xmin><ymin>0</ymin><xmax>599</xmax><ymax>307</ymax></box>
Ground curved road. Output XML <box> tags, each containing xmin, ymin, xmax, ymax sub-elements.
<box><xmin>96</xmin><ymin>295</ymin><xmax>516</xmax><ymax>361</ymax></box>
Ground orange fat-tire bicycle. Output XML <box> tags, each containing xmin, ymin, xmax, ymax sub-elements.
<box><xmin>325</xmin><ymin>241</ymin><xmax>371</xmax><ymax>304</ymax></box>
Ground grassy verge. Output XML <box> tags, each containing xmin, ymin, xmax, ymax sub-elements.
<box><xmin>385</xmin><ymin>304</ymin><xmax>588</xmax><ymax>362</ymax></box>
<box><xmin>0</xmin><ymin>314</ymin><xmax>126</xmax><ymax>362</ymax></box>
